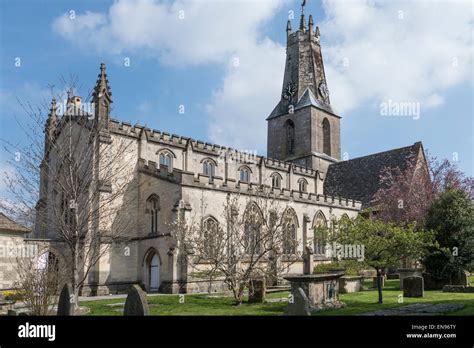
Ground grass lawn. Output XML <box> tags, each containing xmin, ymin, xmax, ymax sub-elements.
<box><xmin>317</xmin><ymin>279</ymin><xmax>474</xmax><ymax>316</ymax></box>
<box><xmin>81</xmin><ymin>291</ymin><xmax>288</xmax><ymax>316</ymax></box>
<box><xmin>80</xmin><ymin>279</ymin><xmax>474</xmax><ymax>316</ymax></box>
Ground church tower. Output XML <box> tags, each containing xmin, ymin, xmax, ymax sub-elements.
<box><xmin>267</xmin><ymin>2</ymin><xmax>341</xmax><ymax>173</ymax></box>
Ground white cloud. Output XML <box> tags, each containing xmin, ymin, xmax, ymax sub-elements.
<box><xmin>52</xmin><ymin>0</ymin><xmax>287</xmax><ymax>152</ymax></box>
<box><xmin>206</xmin><ymin>39</ymin><xmax>285</xmax><ymax>151</ymax></box>
<box><xmin>53</xmin><ymin>11</ymin><xmax>106</xmax><ymax>39</ymax></box>
<box><xmin>51</xmin><ymin>0</ymin><xmax>473</xmax><ymax>152</ymax></box>
<box><xmin>321</xmin><ymin>0</ymin><xmax>473</xmax><ymax>114</ymax></box>
<box><xmin>52</xmin><ymin>0</ymin><xmax>286</xmax><ymax>66</ymax></box>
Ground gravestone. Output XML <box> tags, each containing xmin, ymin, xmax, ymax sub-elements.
<box><xmin>403</xmin><ymin>276</ymin><xmax>424</xmax><ymax>298</ymax></box>
<box><xmin>57</xmin><ymin>283</ymin><xmax>75</xmax><ymax>316</ymax></box>
<box><xmin>398</xmin><ymin>268</ymin><xmax>423</xmax><ymax>290</ymax></box>
<box><xmin>285</xmin><ymin>287</ymin><xmax>311</xmax><ymax>316</ymax></box>
<box><xmin>456</xmin><ymin>271</ymin><xmax>469</xmax><ymax>286</ymax></box>
<box><xmin>124</xmin><ymin>284</ymin><xmax>149</xmax><ymax>316</ymax></box>
<box><xmin>248</xmin><ymin>278</ymin><xmax>266</xmax><ymax>303</ymax></box>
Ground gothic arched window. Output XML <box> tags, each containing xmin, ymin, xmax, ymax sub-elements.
<box><xmin>322</xmin><ymin>118</ymin><xmax>331</xmax><ymax>156</ymax></box>
<box><xmin>282</xmin><ymin>209</ymin><xmax>298</xmax><ymax>255</ymax></box>
<box><xmin>285</xmin><ymin>120</ymin><xmax>295</xmax><ymax>155</ymax></box>
<box><xmin>146</xmin><ymin>195</ymin><xmax>160</xmax><ymax>234</ymax></box>
<box><xmin>159</xmin><ymin>152</ymin><xmax>172</xmax><ymax>167</ymax></box>
<box><xmin>202</xmin><ymin>216</ymin><xmax>219</xmax><ymax>258</ymax></box>
<box><xmin>271</xmin><ymin>173</ymin><xmax>282</xmax><ymax>189</ymax></box>
<box><xmin>244</xmin><ymin>203</ymin><xmax>263</xmax><ymax>254</ymax></box>
<box><xmin>202</xmin><ymin>160</ymin><xmax>215</xmax><ymax>178</ymax></box>
<box><xmin>298</xmin><ymin>178</ymin><xmax>308</xmax><ymax>193</ymax></box>
<box><xmin>313</xmin><ymin>211</ymin><xmax>328</xmax><ymax>255</ymax></box>
<box><xmin>239</xmin><ymin>167</ymin><xmax>251</xmax><ymax>183</ymax></box>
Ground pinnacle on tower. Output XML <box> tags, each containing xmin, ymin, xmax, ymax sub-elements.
<box><xmin>44</xmin><ymin>97</ymin><xmax>59</xmax><ymax>153</ymax></box>
<box><xmin>92</xmin><ymin>63</ymin><xmax>113</xmax><ymax>131</ymax></box>
<box><xmin>299</xmin><ymin>0</ymin><xmax>307</xmax><ymax>31</ymax></box>
<box><xmin>45</xmin><ymin>97</ymin><xmax>58</xmax><ymax>133</ymax></box>
<box><xmin>92</xmin><ymin>63</ymin><xmax>112</xmax><ymax>102</ymax></box>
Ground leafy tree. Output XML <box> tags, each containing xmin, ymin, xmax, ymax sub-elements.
<box><xmin>424</xmin><ymin>189</ymin><xmax>474</xmax><ymax>282</ymax></box>
<box><xmin>331</xmin><ymin>216</ymin><xmax>435</xmax><ymax>303</ymax></box>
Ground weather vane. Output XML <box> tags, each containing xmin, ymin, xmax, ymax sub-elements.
<box><xmin>301</xmin><ymin>0</ymin><xmax>306</xmax><ymax>14</ymax></box>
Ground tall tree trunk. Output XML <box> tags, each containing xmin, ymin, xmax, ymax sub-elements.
<box><xmin>234</xmin><ymin>284</ymin><xmax>245</xmax><ymax>306</ymax></box>
<box><xmin>72</xmin><ymin>243</ymin><xmax>80</xmax><ymax>311</ymax></box>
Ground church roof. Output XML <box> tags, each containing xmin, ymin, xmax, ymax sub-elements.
<box><xmin>266</xmin><ymin>88</ymin><xmax>339</xmax><ymax>120</ymax></box>
<box><xmin>0</xmin><ymin>212</ymin><xmax>30</xmax><ymax>233</ymax></box>
<box><xmin>323</xmin><ymin>142</ymin><xmax>423</xmax><ymax>209</ymax></box>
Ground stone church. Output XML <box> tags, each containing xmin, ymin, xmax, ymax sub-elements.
<box><xmin>32</xmin><ymin>8</ymin><xmax>426</xmax><ymax>295</ymax></box>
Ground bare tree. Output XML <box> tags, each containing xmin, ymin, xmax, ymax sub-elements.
<box><xmin>1</xmin><ymin>74</ymin><xmax>139</xmax><ymax>309</ymax></box>
<box><xmin>13</xmin><ymin>250</ymin><xmax>68</xmax><ymax>315</ymax></box>
<box><xmin>171</xmin><ymin>191</ymin><xmax>301</xmax><ymax>305</ymax></box>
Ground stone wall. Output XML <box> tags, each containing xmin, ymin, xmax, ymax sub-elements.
<box><xmin>0</xmin><ymin>235</ymin><xmax>34</xmax><ymax>290</ymax></box>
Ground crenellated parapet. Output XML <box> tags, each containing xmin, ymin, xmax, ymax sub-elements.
<box><xmin>137</xmin><ymin>158</ymin><xmax>361</xmax><ymax>211</ymax></box>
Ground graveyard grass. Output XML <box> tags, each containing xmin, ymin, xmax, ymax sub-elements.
<box><xmin>81</xmin><ymin>279</ymin><xmax>474</xmax><ymax>316</ymax></box>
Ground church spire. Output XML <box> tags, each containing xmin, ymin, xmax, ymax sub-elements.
<box><xmin>267</xmin><ymin>4</ymin><xmax>335</xmax><ymax>121</ymax></box>
<box><xmin>92</xmin><ymin>63</ymin><xmax>112</xmax><ymax>130</ymax></box>
<box><xmin>278</xmin><ymin>4</ymin><xmax>331</xmax><ymax>108</ymax></box>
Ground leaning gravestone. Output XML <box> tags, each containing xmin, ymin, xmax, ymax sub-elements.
<box><xmin>57</xmin><ymin>283</ymin><xmax>75</xmax><ymax>316</ymax></box>
<box><xmin>248</xmin><ymin>278</ymin><xmax>266</xmax><ymax>303</ymax></box>
<box><xmin>285</xmin><ymin>287</ymin><xmax>311</xmax><ymax>316</ymax></box>
<box><xmin>403</xmin><ymin>276</ymin><xmax>424</xmax><ymax>298</ymax></box>
<box><xmin>123</xmin><ymin>284</ymin><xmax>149</xmax><ymax>316</ymax></box>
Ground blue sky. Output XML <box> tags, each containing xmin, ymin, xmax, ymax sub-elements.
<box><xmin>0</xmin><ymin>0</ymin><xmax>472</xmax><ymax>192</ymax></box>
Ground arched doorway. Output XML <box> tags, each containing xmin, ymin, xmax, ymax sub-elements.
<box><xmin>149</xmin><ymin>254</ymin><xmax>160</xmax><ymax>292</ymax></box>
<box><xmin>144</xmin><ymin>249</ymin><xmax>161</xmax><ymax>292</ymax></box>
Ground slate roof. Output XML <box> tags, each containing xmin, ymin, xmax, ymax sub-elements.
<box><xmin>267</xmin><ymin>88</ymin><xmax>339</xmax><ymax>120</ymax></box>
<box><xmin>324</xmin><ymin>142</ymin><xmax>423</xmax><ymax>209</ymax></box>
<box><xmin>0</xmin><ymin>213</ymin><xmax>30</xmax><ymax>233</ymax></box>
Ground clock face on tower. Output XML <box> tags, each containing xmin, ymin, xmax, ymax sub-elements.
<box><xmin>319</xmin><ymin>81</ymin><xmax>329</xmax><ymax>100</ymax></box>
<box><xmin>282</xmin><ymin>82</ymin><xmax>296</xmax><ymax>103</ymax></box>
